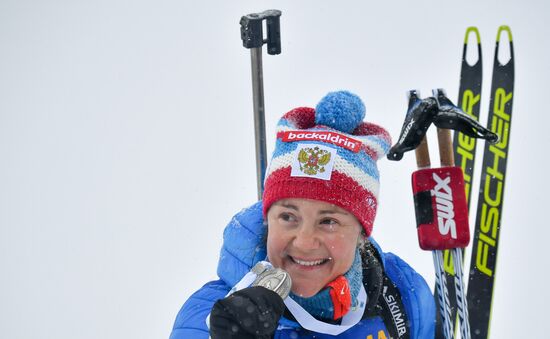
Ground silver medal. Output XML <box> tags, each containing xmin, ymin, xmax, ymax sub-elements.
<box><xmin>250</xmin><ymin>262</ymin><xmax>292</xmax><ymax>300</ymax></box>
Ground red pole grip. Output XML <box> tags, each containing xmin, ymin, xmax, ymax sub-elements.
<box><xmin>412</xmin><ymin>166</ymin><xmax>470</xmax><ymax>250</ymax></box>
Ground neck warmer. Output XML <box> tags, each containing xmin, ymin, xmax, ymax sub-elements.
<box><xmin>289</xmin><ymin>248</ymin><xmax>363</xmax><ymax>320</ymax></box>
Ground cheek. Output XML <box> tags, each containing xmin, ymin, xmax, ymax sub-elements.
<box><xmin>326</xmin><ymin>237</ymin><xmax>354</xmax><ymax>255</ymax></box>
<box><xmin>326</xmin><ymin>233</ymin><xmax>359</xmax><ymax>263</ymax></box>
<box><xmin>266</xmin><ymin>227</ymin><xmax>288</xmax><ymax>260</ymax></box>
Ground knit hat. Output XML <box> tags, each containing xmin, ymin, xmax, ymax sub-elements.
<box><xmin>262</xmin><ymin>90</ymin><xmax>391</xmax><ymax>236</ymax></box>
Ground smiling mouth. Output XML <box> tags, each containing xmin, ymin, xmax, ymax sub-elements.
<box><xmin>290</xmin><ymin>256</ymin><xmax>331</xmax><ymax>267</ymax></box>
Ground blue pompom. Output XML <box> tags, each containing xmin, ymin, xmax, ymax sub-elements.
<box><xmin>315</xmin><ymin>91</ymin><xmax>365</xmax><ymax>134</ymax></box>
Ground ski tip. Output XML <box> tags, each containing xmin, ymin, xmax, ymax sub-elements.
<box><xmin>497</xmin><ymin>25</ymin><xmax>513</xmax><ymax>43</ymax></box>
<box><xmin>463</xmin><ymin>27</ymin><xmax>481</xmax><ymax>67</ymax></box>
<box><xmin>464</xmin><ymin>27</ymin><xmax>481</xmax><ymax>45</ymax></box>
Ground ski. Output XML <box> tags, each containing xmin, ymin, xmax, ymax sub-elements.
<box><xmin>436</xmin><ymin>26</ymin><xmax>483</xmax><ymax>339</ymax></box>
<box><xmin>466</xmin><ymin>25</ymin><xmax>514</xmax><ymax>339</ymax></box>
<box><xmin>454</xmin><ymin>26</ymin><xmax>483</xmax><ymax>211</ymax></box>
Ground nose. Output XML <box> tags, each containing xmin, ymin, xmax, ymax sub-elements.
<box><xmin>292</xmin><ymin>225</ymin><xmax>320</xmax><ymax>251</ymax></box>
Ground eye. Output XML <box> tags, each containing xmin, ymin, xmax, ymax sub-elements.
<box><xmin>279</xmin><ymin>212</ymin><xmax>297</xmax><ymax>223</ymax></box>
<box><xmin>320</xmin><ymin>218</ymin><xmax>339</xmax><ymax>231</ymax></box>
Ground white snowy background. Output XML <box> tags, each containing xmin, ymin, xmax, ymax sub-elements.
<box><xmin>0</xmin><ymin>0</ymin><xmax>547</xmax><ymax>338</ymax></box>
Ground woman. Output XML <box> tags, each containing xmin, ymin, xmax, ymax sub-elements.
<box><xmin>169</xmin><ymin>91</ymin><xmax>435</xmax><ymax>338</ymax></box>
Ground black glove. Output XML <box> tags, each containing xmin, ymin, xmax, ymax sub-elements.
<box><xmin>209</xmin><ymin>286</ymin><xmax>285</xmax><ymax>339</ymax></box>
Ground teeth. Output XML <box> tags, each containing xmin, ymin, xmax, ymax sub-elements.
<box><xmin>292</xmin><ymin>257</ymin><xmax>325</xmax><ymax>266</ymax></box>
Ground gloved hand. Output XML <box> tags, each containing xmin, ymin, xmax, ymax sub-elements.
<box><xmin>209</xmin><ymin>286</ymin><xmax>285</xmax><ymax>339</ymax></box>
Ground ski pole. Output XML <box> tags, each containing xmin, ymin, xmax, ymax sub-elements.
<box><xmin>387</xmin><ymin>83</ymin><xmax>499</xmax><ymax>339</ymax></box>
<box><xmin>388</xmin><ymin>88</ymin><xmax>496</xmax><ymax>339</ymax></box>
<box><xmin>239</xmin><ymin>10</ymin><xmax>282</xmax><ymax>199</ymax></box>
<box><xmin>433</xmin><ymin>89</ymin><xmax>471</xmax><ymax>339</ymax></box>
<box><xmin>409</xmin><ymin>90</ymin><xmax>455</xmax><ymax>339</ymax></box>
<box><xmin>433</xmin><ymin>249</ymin><xmax>455</xmax><ymax>339</ymax></box>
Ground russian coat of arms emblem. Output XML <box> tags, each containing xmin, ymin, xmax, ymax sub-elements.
<box><xmin>297</xmin><ymin>146</ymin><xmax>332</xmax><ymax>175</ymax></box>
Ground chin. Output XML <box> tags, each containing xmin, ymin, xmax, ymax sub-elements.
<box><xmin>290</xmin><ymin>281</ymin><xmax>323</xmax><ymax>298</ymax></box>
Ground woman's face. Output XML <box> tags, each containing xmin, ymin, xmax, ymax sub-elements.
<box><xmin>266</xmin><ymin>198</ymin><xmax>362</xmax><ymax>298</ymax></box>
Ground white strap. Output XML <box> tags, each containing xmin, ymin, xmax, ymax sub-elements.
<box><xmin>227</xmin><ymin>270</ymin><xmax>258</xmax><ymax>295</ymax></box>
<box><xmin>284</xmin><ymin>285</ymin><xmax>367</xmax><ymax>336</ymax></box>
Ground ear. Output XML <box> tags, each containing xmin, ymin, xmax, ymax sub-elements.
<box><xmin>357</xmin><ymin>230</ymin><xmax>368</xmax><ymax>250</ymax></box>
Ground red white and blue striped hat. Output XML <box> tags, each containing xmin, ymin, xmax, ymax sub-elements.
<box><xmin>262</xmin><ymin>90</ymin><xmax>392</xmax><ymax>236</ymax></box>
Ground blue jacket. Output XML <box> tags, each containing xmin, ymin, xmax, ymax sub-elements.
<box><xmin>170</xmin><ymin>202</ymin><xmax>435</xmax><ymax>338</ymax></box>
